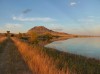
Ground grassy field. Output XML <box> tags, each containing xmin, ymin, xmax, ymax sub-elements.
<box><xmin>12</xmin><ymin>37</ymin><xmax>100</xmax><ymax>74</ymax></box>
<box><xmin>12</xmin><ymin>38</ymin><xmax>69</xmax><ymax>74</ymax></box>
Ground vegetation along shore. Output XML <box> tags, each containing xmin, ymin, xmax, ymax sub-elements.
<box><xmin>0</xmin><ymin>26</ymin><xmax>100</xmax><ymax>74</ymax></box>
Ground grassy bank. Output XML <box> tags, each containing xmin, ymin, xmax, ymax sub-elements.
<box><xmin>42</xmin><ymin>47</ymin><xmax>100</xmax><ymax>74</ymax></box>
<box><xmin>13</xmin><ymin>37</ymin><xmax>100</xmax><ymax>74</ymax></box>
<box><xmin>35</xmin><ymin>37</ymin><xmax>100</xmax><ymax>74</ymax></box>
<box><xmin>12</xmin><ymin>38</ymin><xmax>69</xmax><ymax>74</ymax></box>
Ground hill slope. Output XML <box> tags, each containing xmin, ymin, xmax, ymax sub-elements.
<box><xmin>27</xmin><ymin>26</ymin><xmax>70</xmax><ymax>36</ymax></box>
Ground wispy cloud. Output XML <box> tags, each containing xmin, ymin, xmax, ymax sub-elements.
<box><xmin>47</xmin><ymin>24</ymin><xmax>64</xmax><ymax>32</ymax></box>
<box><xmin>77</xmin><ymin>16</ymin><xmax>96</xmax><ymax>23</ymax></box>
<box><xmin>22</xmin><ymin>9</ymin><xmax>32</xmax><ymax>14</ymax></box>
<box><xmin>5</xmin><ymin>23</ymin><xmax>22</xmax><ymax>29</ymax></box>
<box><xmin>0</xmin><ymin>23</ymin><xmax>23</xmax><ymax>33</ymax></box>
<box><xmin>88</xmin><ymin>16</ymin><xmax>100</xmax><ymax>19</ymax></box>
<box><xmin>70</xmin><ymin>2</ymin><xmax>77</xmax><ymax>6</ymax></box>
<box><xmin>78</xmin><ymin>18</ymin><xmax>95</xmax><ymax>22</ymax></box>
<box><xmin>12</xmin><ymin>16</ymin><xmax>56</xmax><ymax>22</ymax></box>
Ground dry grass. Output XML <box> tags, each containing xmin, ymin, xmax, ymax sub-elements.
<box><xmin>43</xmin><ymin>47</ymin><xmax>100</xmax><ymax>74</ymax></box>
<box><xmin>12</xmin><ymin>38</ymin><xmax>69</xmax><ymax>74</ymax></box>
<box><xmin>0</xmin><ymin>39</ymin><xmax>33</xmax><ymax>74</ymax></box>
<box><xmin>0</xmin><ymin>37</ymin><xmax>7</xmax><ymax>51</ymax></box>
<box><xmin>0</xmin><ymin>37</ymin><xmax>6</xmax><ymax>43</ymax></box>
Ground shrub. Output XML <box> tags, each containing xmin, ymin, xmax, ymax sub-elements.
<box><xmin>38</xmin><ymin>32</ymin><xmax>53</xmax><ymax>41</ymax></box>
<box><xmin>29</xmin><ymin>32</ymin><xmax>39</xmax><ymax>44</ymax></box>
<box><xmin>18</xmin><ymin>32</ymin><xmax>23</xmax><ymax>39</ymax></box>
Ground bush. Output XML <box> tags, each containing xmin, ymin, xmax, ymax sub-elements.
<box><xmin>38</xmin><ymin>32</ymin><xmax>53</xmax><ymax>41</ymax></box>
<box><xmin>18</xmin><ymin>32</ymin><xmax>23</xmax><ymax>39</ymax></box>
<box><xmin>29</xmin><ymin>32</ymin><xmax>39</xmax><ymax>44</ymax></box>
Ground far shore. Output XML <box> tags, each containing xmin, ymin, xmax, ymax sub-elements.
<box><xmin>38</xmin><ymin>35</ymin><xmax>100</xmax><ymax>47</ymax></box>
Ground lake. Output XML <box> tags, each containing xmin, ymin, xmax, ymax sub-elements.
<box><xmin>45</xmin><ymin>38</ymin><xmax>100</xmax><ymax>59</ymax></box>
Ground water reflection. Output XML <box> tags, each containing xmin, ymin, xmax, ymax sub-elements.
<box><xmin>45</xmin><ymin>38</ymin><xmax>100</xmax><ymax>59</ymax></box>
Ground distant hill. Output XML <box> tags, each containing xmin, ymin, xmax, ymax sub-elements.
<box><xmin>27</xmin><ymin>26</ymin><xmax>71</xmax><ymax>36</ymax></box>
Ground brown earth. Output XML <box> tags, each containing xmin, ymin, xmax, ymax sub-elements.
<box><xmin>0</xmin><ymin>39</ymin><xmax>34</xmax><ymax>74</ymax></box>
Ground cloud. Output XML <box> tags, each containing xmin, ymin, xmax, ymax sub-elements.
<box><xmin>22</xmin><ymin>9</ymin><xmax>32</xmax><ymax>14</ymax></box>
<box><xmin>77</xmin><ymin>16</ymin><xmax>96</xmax><ymax>23</ymax></box>
<box><xmin>0</xmin><ymin>23</ymin><xmax>23</xmax><ymax>33</ymax></box>
<box><xmin>78</xmin><ymin>18</ymin><xmax>95</xmax><ymax>22</ymax></box>
<box><xmin>47</xmin><ymin>24</ymin><xmax>64</xmax><ymax>32</ymax></box>
<box><xmin>77</xmin><ymin>16</ymin><xmax>100</xmax><ymax>35</ymax></box>
<box><xmin>70</xmin><ymin>2</ymin><xmax>77</xmax><ymax>6</ymax></box>
<box><xmin>12</xmin><ymin>16</ymin><xmax>56</xmax><ymax>22</ymax></box>
<box><xmin>78</xmin><ymin>15</ymin><xmax>100</xmax><ymax>23</ymax></box>
<box><xmin>52</xmin><ymin>29</ymin><xmax>63</xmax><ymax>31</ymax></box>
<box><xmin>88</xmin><ymin>16</ymin><xmax>100</xmax><ymax>19</ymax></box>
<box><xmin>5</xmin><ymin>23</ymin><xmax>22</xmax><ymax>29</ymax></box>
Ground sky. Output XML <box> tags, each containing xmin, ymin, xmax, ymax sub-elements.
<box><xmin>0</xmin><ymin>0</ymin><xmax>100</xmax><ymax>35</ymax></box>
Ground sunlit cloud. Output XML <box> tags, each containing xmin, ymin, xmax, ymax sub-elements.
<box><xmin>46</xmin><ymin>24</ymin><xmax>64</xmax><ymax>32</ymax></box>
<box><xmin>70</xmin><ymin>2</ymin><xmax>77</xmax><ymax>6</ymax></box>
<box><xmin>12</xmin><ymin>16</ymin><xmax>56</xmax><ymax>22</ymax></box>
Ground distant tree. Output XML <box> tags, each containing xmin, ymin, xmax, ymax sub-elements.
<box><xmin>11</xmin><ymin>34</ymin><xmax>14</xmax><ymax>37</ymax></box>
<box><xmin>18</xmin><ymin>32</ymin><xmax>23</xmax><ymax>39</ymax></box>
<box><xmin>44</xmin><ymin>32</ymin><xmax>53</xmax><ymax>40</ymax></box>
<box><xmin>22</xmin><ymin>33</ymin><xmax>27</xmax><ymax>37</ymax></box>
<box><xmin>29</xmin><ymin>31</ymin><xmax>39</xmax><ymax>44</ymax></box>
<box><xmin>39</xmin><ymin>32</ymin><xmax>53</xmax><ymax>41</ymax></box>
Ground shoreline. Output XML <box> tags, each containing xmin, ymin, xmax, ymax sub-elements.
<box><xmin>17</xmin><ymin>37</ymin><xmax>100</xmax><ymax>73</ymax></box>
<box><xmin>38</xmin><ymin>36</ymin><xmax>100</xmax><ymax>60</ymax></box>
<box><xmin>41</xmin><ymin>36</ymin><xmax>100</xmax><ymax>61</ymax></box>
<box><xmin>38</xmin><ymin>43</ymin><xmax>100</xmax><ymax>74</ymax></box>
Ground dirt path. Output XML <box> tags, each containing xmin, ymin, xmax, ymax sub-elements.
<box><xmin>0</xmin><ymin>39</ymin><xmax>33</xmax><ymax>74</ymax></box>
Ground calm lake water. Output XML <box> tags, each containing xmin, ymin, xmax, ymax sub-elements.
<box><xmin>45</xmin><ymin>38</ymin><xmax>100</xmax><ymax>59</ymax></box>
